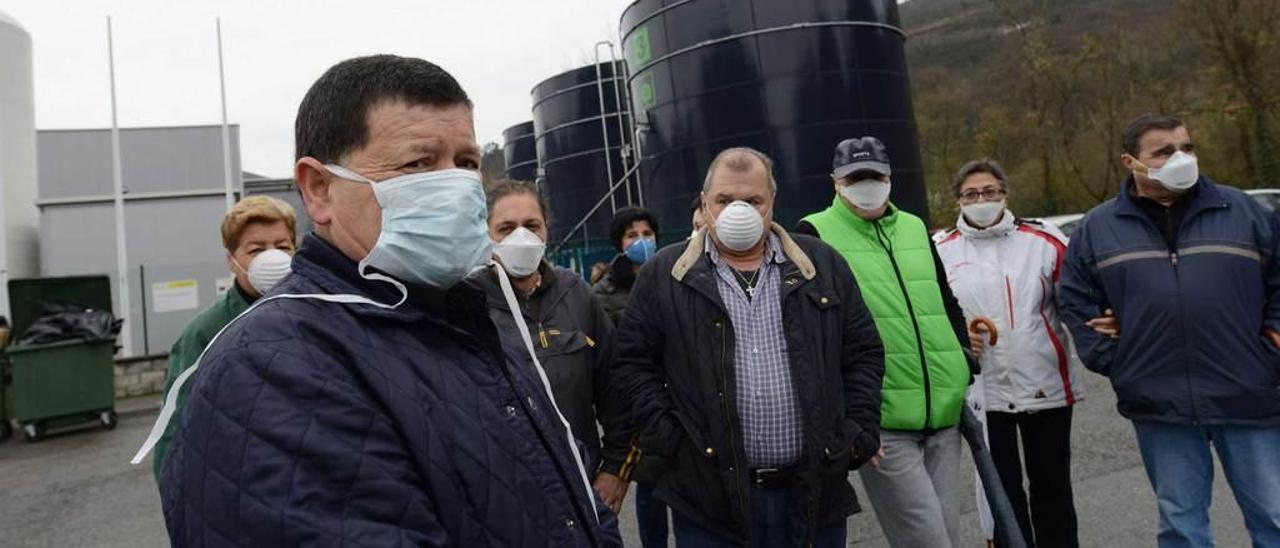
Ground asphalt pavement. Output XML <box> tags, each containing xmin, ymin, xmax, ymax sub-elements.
<box><xmin>0</xmin><ymin>372</ymin><xmax>1253</xmax><ymax>547</ymax></box>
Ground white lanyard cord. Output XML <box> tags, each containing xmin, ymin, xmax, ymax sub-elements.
<box><xmin>130</xmin><ymin>264</ymin><xmax>598</xmax><ymax>525</ymax></box>
<box><xmin>493</xmin><ymin>263</ymin><xmax>599</xmax><ymax>524</ymax></box>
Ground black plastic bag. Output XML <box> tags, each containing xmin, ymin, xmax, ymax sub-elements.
<box><xmin>16</xmin><ymin>303</ymin><xmax>123</xmax><ymax>346</ymax></box>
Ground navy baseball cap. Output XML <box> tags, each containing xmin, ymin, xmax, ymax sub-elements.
<box><xmin>832</xmin><ymin>137</ymin><xmax>892</xmax><ymax>178</ymax></box>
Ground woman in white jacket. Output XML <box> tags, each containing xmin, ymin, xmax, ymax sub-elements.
<box><xmin>933</xmin><ymin>158</ymin><xmax>1081</xmax><ymax>548</ymax></box>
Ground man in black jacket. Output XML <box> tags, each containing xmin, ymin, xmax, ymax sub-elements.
<box><xmin>614</xmin><ymin>147</ymin><xmax>885</xmax><ymax>547</ymax></box>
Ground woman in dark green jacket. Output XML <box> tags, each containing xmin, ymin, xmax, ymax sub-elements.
<box><xmin>151</xmin><ymin>196</ymin><xmax>297</xmax><ymax>481</ymax></box>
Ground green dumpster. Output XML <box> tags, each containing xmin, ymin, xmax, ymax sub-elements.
<box><xmin>5</xmin><ymin>276</ymin><xmax>119</xmax><ymax>441</ymax></box>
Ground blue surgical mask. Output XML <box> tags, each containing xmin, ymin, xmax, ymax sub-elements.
<box><xmin>325</xmin><ymin>165</ymin><xmax>492</xmax><ymax>289</ymax></box>
<box><xmin>625</xmin><ymin>237</ymin><xmax>657</xmax><ymax>265</ymax></box>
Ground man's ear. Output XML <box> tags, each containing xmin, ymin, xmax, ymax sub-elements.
<box><xmin>295</xmin><ymin>158</ymin><xmax>333</xmax><ymax>227</ymax></box>
<box><xmin>1120</xmin><ymin>153</ymin><xmax>1137</xmax><ymax>172</ymax></box>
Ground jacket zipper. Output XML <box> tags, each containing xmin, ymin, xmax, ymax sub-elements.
<box><xmin>1158</xmin><ymin>204</ymin><xmax>1199</xmax><ymax>424</ymax></box>
<box><xmin>715</xmin><ymin>319</ymin><xmax>750</xmax><ymax>543</ymax></box>
<box><xmin>1171</xmin><ymin>247</ymin><xmax>1200</xmax><ymax>423</ymax></box>
<box><xmin>874</xmin><ymin>221</ymin><xmax>933</xmax><ymax>430</ymax></box>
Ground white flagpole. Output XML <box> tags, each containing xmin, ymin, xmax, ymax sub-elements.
<box><xmin>216</xmin><ymin>18</ymin><xmax>235</xmax><ymax>210</ymax></box>
<box><xmin>0</xmin><ymin>105</ymin><xmax>9</xmax><ymax>323</ymax></box>
<box><xmin>107</xmin><ymin>16</ymin><xmax>133</xmax><ymax>357</ymax></box>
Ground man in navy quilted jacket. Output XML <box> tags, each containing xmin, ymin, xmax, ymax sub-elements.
<box><xmin>158</xmin><ymin>54</ymin><xmax>622</xmax><ymax>547</ymax></box>
<box><xmin>1060</xmin><ymin>113</ymin><xmax>1280</xmax><ymax>547</ymax></box>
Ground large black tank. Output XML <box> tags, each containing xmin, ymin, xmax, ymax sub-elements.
<box><xmin>502</xmin><ymin>121</ymin><xmax>538</xmax><ymax>181</ymax></box>
<box><xmin>620</xmin><ymin>0</ymin><xmax>927</xmax><ymax>234</ymax></box>
<box><xmin>532</xmin><ymin>62</ymin><xmax>636</xmax><ymax>247</ymax></box>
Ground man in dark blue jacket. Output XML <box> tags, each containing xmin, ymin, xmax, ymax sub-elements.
<box><xmin>1060</xmin><ymin>113</ymin><xmax>1280</xmax><ymax>548</ymax></box>
<box><xmin>155</xmin><ymin>55</ymin><xmax>621</xmax><ymax>547</ymax></box>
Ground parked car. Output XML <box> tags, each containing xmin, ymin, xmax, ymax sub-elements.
<box><xmin>1246</xmin><ymin>188</ymin><xmax>1280</xmax><ymax>211</ymax></box>
<box><xmin>1041</xmin><ymin>213</ymin><xmax>1086</xmax><ymax>237</ymax></box>
<box><xmin>1030</xmin><ymin>189</ymin><xmax>1278</xmax><ymax>242</ymax></box>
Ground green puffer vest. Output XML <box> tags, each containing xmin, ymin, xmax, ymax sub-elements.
<box><xmin>803</xmin><ymin>198</ymin><xmax>969</xmax><ymax>430</ymax></box>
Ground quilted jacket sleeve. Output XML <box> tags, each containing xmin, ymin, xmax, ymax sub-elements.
<box><xmin>162</xmin><ymin>305</ymin><xmax>448</xmax><ymax>547</ymax></box>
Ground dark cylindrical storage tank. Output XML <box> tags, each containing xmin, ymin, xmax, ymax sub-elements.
<box><xmin>532</xmin><ymin>62</ymin><xmax>635</xmax><ymax>247</ymax></box>
<box><xmin>502</xmin><ymin>121</ymin><xmax>538</xmax><ymax>181</ymax></box>
<box><xmin>621</xmin><ymin>0</ymin><xmax>927</xmax><ymax>235</ymax></box>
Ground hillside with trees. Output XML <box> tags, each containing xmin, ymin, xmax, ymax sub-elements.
<box><xmin>901</xmin><ymin>0</ymin><xmax>1280</xmax><ymax>224</ymax></box>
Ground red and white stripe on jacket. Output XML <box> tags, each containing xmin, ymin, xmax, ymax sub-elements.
<box><xmin>933</xmin><ymin>210</ymin><xmax>1083</xmax><ymax>412</ymax></box>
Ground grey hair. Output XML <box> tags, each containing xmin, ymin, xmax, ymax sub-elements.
<box><xmin>702</xmin><ymin>147</ymin><xmax>778</xmax><ymax>195</ymax></box>
<box><xmin>951</xmin><ymin>158</ymin><xmax>1009</xmax><ymax>197</ymax></box>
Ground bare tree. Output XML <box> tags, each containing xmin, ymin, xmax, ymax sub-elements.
<box><xmin>1179</xmin><ymin>0</ymin><xmax>1280</xmax><ymax>187</ymax></box>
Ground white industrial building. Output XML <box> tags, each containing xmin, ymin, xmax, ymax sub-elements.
<box><xmin>0</xmin><ymin>10</ymin><xmax>41</xmax><ymax>323</ymax></box>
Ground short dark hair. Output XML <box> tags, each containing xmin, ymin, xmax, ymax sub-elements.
<box><xmin>486</xmin><ymin>179</ymin><xmax>547</xmax><ymax>221</ymax></box>
<box><xmin>1122</xmin><ymin>113</ymin><xmax>1185</xmax><ymax>157</ymax></box>
<box><xmin>951</xmin><ymin>158</ymin><xmax>1009</xmax><ymax>197</ymax></box>
<box><xmin>609</xmin><ymin>207</ymin><xmax>660</xmax><ymax>252</ymax></box>
<box><xmin>295</xmin><ymin>55</ymin><xmax>472</xmax><ymax>163</ymax></box>
<box><xmin>690</xmin><ymin>194</ymin><xmax>703</xmax><ymax>215</ymax></box>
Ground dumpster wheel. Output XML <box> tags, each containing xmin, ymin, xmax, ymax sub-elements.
<box><xmin>100</xmin><ymin>410</ymin><xmax>118</xmax><ymax>430</ymax></box>
<box><xmin>22</xmin><ymin>422</ymin><xmax>45</xmax><ymax>442</ymax></box>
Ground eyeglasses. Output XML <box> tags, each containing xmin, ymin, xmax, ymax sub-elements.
<box><xmin>958</xmin><ymin>188</ymin><xmax>1007</xmax><ymax>202</ymax></box>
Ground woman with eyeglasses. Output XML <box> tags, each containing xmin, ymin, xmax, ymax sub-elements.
<box><xmin>933</xmin><ymin>158</ymin><xmax>1082</xmax><ymax>548</ymax></box>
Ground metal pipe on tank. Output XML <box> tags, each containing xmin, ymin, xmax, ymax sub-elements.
<box><xmin>551</xmin><ymin>161</ymin><xmax>643</xmax><ymax>255</ymax></box>
<box><xmin>592</xmin><ymin>44</ymin><xmax>620</xmax><ymax>214</ymax></box>
<box><xmin>633</xmin><ymin>125</ymin><xmax>647</xmax><ymax>207</ymax></box>
<box><xmin>597</xmin><ymin>44</ymin><xmax>635</xmax><ymax>207</ymax></box>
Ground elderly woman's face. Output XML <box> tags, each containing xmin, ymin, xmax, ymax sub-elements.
<box><xmin>228</xmin><ymin>220</ymin><xmax>296</xmax><ymax>298</ymax></box>
<box><xmin>314</xmin><ymin>100</ymin><xmax>481</xmax><ymax>263</ymax></box>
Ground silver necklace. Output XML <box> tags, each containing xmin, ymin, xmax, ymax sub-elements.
<box><xmin>731</xmin><ymin>267</ymin><xmax>760</xmax><ymax>297</ymax></box>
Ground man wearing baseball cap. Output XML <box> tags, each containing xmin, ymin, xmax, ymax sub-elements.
<box><xmin>795</xmin><ymin>136</ymin><xmax>976</xmax><ymax>547</ymax></box>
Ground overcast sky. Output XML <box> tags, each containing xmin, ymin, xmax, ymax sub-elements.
<box><xmin>5</xmin><ymin>0</ymin><xmax>635</xmax><ymax>178</ymax></box>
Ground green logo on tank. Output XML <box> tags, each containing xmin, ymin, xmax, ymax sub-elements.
<box><xmin>636</xmin><ymin>72</ymin><xmax>656</xmax><ymax>110</ymax></box>
<box><xmin>627</xmin><ymin>26</ymin><xmax>652</xmax><ymax>67</ymax></box>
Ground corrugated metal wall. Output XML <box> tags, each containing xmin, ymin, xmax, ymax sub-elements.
<box><xmin>36</xmin><ymin>125</ymin><xmax>245</xmax><ymax>355</ymax></box>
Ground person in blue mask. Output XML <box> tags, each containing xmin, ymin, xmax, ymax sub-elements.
<box><xmin>148</xmin><ymin>55</ymin><xmax>622</xmax><ymax>547</ymax></box>
<box><xmin>592</xmin><ymin>206</ymin><xmax>660</xmax><ymax>324</ymax></box>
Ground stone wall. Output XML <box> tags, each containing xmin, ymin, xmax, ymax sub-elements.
<box><xmin>114</xmin><ymin>355</ymin><xmax>169</xmax><ymax>398</ymax></box>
